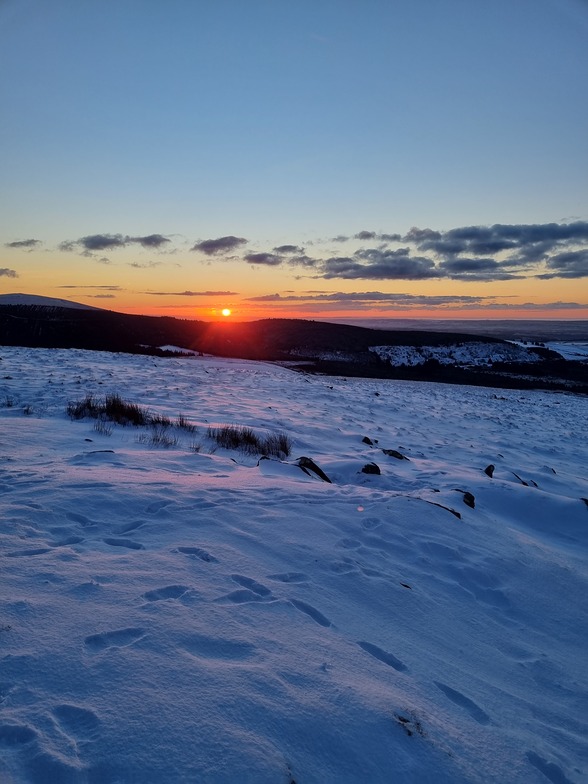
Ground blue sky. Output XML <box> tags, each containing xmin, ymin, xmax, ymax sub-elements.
<box><xmin>1</xmin><ymin>0</ymin><xmax>587</xmax><ymax>319</ymax></box>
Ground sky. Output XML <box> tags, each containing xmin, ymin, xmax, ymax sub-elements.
<box><xmin>1</xmin><ymin>0</ymin><xmax>587</xmax><ymax>322</ymax></box>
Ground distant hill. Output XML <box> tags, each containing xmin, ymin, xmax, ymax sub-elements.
<box><xmin>1</xmin><ymin>295</ymin><xmax>586</xmax><ymax>392</ymax></box>
<box><xmin>0</xmin><ymin>293</ymin><xmax>101</xmax><ymax>310</ymax></box>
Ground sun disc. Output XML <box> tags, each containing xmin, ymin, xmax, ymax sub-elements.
<box><xmin>221</xmin><ymin>308</ymin><xmax>231</xmax><ymax>317</ymax></box>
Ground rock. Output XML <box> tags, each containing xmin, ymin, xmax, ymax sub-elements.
<box><xmin>382</xmin><ymin>449</ymin><xmax>409</xmax><ymax>461</ymax></box>
<box><xmin>295</xmin><ymin>456</ymin><xmax>332</xmax><ymax>483</ymax></box>
<box><xmin>362</xmin><ymin>436</ymin><xmax>374</xmax><ymax>445</ymax></box>
<box><xmin>463</xmin><ymin>492</ymin><xmax>475</xmax><ymax>508</ymax></box>
<box><xmin>484</xmin><ymin>464</ymin><xmax>495</xmax><ymax>478</ymax></box>
<box><xmin>424</xmin><ymin>500</ymin><xmax>461</xmax><ymax>519</ymax></box>
<box><xmin>361</xmin><ymin>462</ymin><xmax>381</xmax><ymax>475</ymax></box>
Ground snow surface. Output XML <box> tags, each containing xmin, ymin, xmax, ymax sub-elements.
<box><xmin>545</xmin><ymin>342</ymin><xmax>588</xmax><ymax>361</ymax></box>
<box><xmin>370</xmin><ymin>342</ymin><xmax>543</xmax><ymax>367</ymax></box>
<box><xmin>1</xmin><ymin>346</ymin><xmax>587</xmax><ymax>784</ymax></box>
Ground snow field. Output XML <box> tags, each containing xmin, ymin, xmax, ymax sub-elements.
<box><xmin>0</xmin><ymin>347</ymin><xmax>587</xmax><ymax>783</ymax></box>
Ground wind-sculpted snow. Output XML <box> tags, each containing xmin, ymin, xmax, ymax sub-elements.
<box><xmin>0</xmin><ymin>346</ymin><xmax>587</xmax><ymax>783</ymax></box>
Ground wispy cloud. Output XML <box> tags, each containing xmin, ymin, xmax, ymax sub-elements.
<box><xmin>273</xmin><ymin>245</ymin><xmax>305</xmax><ymax>255</ymax></box>
<box><xmin>244</xmin><ymin>252</ymin><xmax>283</xmax><ymax>266</ymax></box>
<box><xmin>247</xmin><ymin>291</ymin><xmax>490</xmax><ymax>306</ymax></box>
<box><xmin>5</xmin><ymin>239</ymin><xmax>42</xmax><ymax>249</ymax></box>
<box><xmin>0</xmin><ymin>268</ymin><xmax>18</xmax><ymax>278</ymax></box>
<box><xmin>60</xmin><ymin>233</ymin><xmax>171</xmax><ymax>253</ymax></box>
<box><xmin>57</xmin><ymin>285</ymin><xmax>123</xmax><ymax>291</ymax></box>
<box><xmin>191</xmin><ymin>236</ymin><xmax>247</xmax><ymax>255</ymax></box>
<box><xmin>246</xmin><ymin>291</ymin><xmax>587</xmax><ymax>312</ymax></box>
<box><xmin>145</xmin><ymin>290</ymin><xmax>238</xmax><ymax>297</ymax></box>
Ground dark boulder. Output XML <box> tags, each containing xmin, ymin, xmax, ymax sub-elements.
<box><xmin>361</xmin><ymin>462</ymin><xmax>381</xmax><ymax>475</ymax></box>
<box><xmin>383</xmin><ymin>449</ymin><xmax>409</xmax><ymax>461</ymax></box>
<box><xmin>295</xmin><ymin>456</ymin><xmax>332</xmax><ymax>483</ymax></box>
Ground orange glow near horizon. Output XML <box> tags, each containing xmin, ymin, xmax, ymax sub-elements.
<box><xmin>97</xmin><ymin>301</ymin><xmax>588</xmax><ymax>322</ymax></box>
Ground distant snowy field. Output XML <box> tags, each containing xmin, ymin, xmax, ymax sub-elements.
<box><xmin>1</xmin><ymin>346</ymin><xmax>587</xmax><ymax>784</ymax></box>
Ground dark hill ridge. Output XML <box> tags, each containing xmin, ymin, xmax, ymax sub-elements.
<box><xmin>0</xmin><ymin>304</ymin><xmax>501</xmax><ymax>357</ymax></box>
<box><xmin>1</xmin><ymin>303</ymin><xmax>586</xmax><ymax>392</ymax></box>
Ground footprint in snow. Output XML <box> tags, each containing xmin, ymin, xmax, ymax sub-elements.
<box><xmin>84</xmin><ymin>627</ymin><xmax>146</xmax><ymax>654</ymax></box>
<box><xmin>434</xmin><ymin>682</ymin><xmax>490</xmax><ymax>724</ymax></box>
<box><xmin>231</xmin><ymin>574</ymin><xmax>272</xmax><ymax>596</ymax></box>
<box><xmin>143</xmin><ymin>585</ymin><xmax>190</xmax><ymax>602</ymax></box>
<box><xmin>103</xmin><ymin>537</ymin><xmax>144</xmax><ymax>550</ymax></box>
<box><xmin>358</xmin><ymin>641</ymin><xmax>407</xmax><ymax>672</ymax></box>
<box><xmin>290</xmin><ymin>599</ymin><xmax>332</xmax><ymax>627</ymax></box>
<box><xmin>6</xmin><ymin>548</ymin><xmax>52</xmax><ymax>558</ymax></box>
<box><xmin>52</xmin><ymin>704</ymin><xmax>100</xmax><ymax>740</ymax></box>
<box><xmin>526</xmin><ymin>752</ymin><xmax>573</xmax><ymax>784</ymax></box>
<box><xmin>181</xmin><ymin>633</ymin><xmax>256</xmax><ymax>661</ymax></box>
<box><xmin>216</xmin><ymin>589</ymin><xmax>272</xmax><ymax>604</ymax></box>
<box><xmin>0</xmin><ymin>723</ymin><xmax>37</xmax><ymax>746</ymax></box>
<box><xmin>51</xmin><ymin>535</ymin><xmax>84</xmax><ymax>547</ymax></box>
<box><xmin>176</xmin><ymin>546</ymin><xmax>218</xmax><ymax>563</ymax></box>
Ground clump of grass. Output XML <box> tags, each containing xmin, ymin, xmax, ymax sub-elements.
<box><xmin>67</xmin><ymin>393</ymin><xmax>148</xmax><ymax>426</ymax></box>
<box><xmin>207</xmin><ymin>425</ymin><xmax>291</xmax><ymax>458</ymax></box>
<box><xmin>150</xmin><ymin>412</ymin><xmax>172</xmax><ymax>428</ymax></box>
<box><xmin>103</xmin><ymin>394</ymin><xmax>148</xmax><ymax>425</ymax></box>
<box><xmin>176</xmin><ymin>413</ymin><xmax>196</xmax><ymax>433</ymax></box>
<box><xmin>137</xmin><ymin>425</ymin><xmax>179</xmax><ymax>448</ymax></box>
<box><xmin>93</xmin><ymin>420</ymin><xmax>113</xmax><ymax>436</ymax></box>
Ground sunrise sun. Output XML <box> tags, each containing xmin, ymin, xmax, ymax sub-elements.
<box><xmin>221</xmin><ymin>308</ymin><xmax>231</xmax><ymax>317</ymax></box>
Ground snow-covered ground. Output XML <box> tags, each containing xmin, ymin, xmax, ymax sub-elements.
<box><xmin>1</xmin><ymin>346</ymin><xmax>587</xmax><ymax>784</ymax></box>
<box><xmin>370</xmin><ymin>342</ymin><xmax>545</xmax><ymax>367</ymax></box>
<box><xmin>545</xmin><ymin>342</ymin><xmax>588</xmax><ymax>361</ymax></box>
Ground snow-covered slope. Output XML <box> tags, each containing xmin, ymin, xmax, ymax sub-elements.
<box><xmin>0</xmin><ymin>293</ymin><xmax>100</xmax><ymax>310</ymax></box>
<box><xmin>370</xmin><ymin>341</ymin><xmax>544</xmax><ymax>367</ymax></box>
<box><xmin>0</xmin><ymin>347</ymin><xmax>586</xmax><ymax>784</ymax></box>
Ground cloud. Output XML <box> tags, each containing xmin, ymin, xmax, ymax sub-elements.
<box><xmin>191</xmin><ymin>236</ymin><xmax>247</xmax><ymax>255</ymax></box>
<box><xmin>306</xmin><ymin>221</ymin><xmax>588</xmax><ymax>281</ymax></box>
<box><xmin>58</xmin><ymin>285</ymin><xmax>122</xmax><ymax>291</ymax></box>
<box><xmin>536</xmin><ymin>249</ymin><xmax>588</xmax><ymax>279</ymax></box>
<box><xmin>0</xmin><ymin>268</ymin><xmax>18</xmax><ymax>278</ymax></box>
<box><xmin>354</xmin><ymin>231</ymin><xmax>402</xmax><ymax>243</ymax></box>
<box><xmin>128</xmin><ymin>261</ymin><xmax>164</xmax><ymax>269</ymax></box>
<box><xmin>403</xmin><ymin>227</ymin><xmax>442</xmax><ymax>243</ymax></box>
<box><xmin>320</xmin><ymin>249</ymin><xmax>439</xmax><ymax>280</ymax></box>
<box><xmin>145</xmin><ymin>290</ymin><xmax>238</xmax><ymax>297</ymax></box>
<box><xmin>78</xmin><ymin>234</ymin><xmax>128</xmax><ymax>251</ymax></box>
<box><xmin>288</xmin><ymin>254</ymin><xmax>318</xmax><ymax>268</ymax></box>
<box><xmin>437</xmin><ymin>257</ymin><xmax>522</xmax><ymax>281</ymax></box>
<box><xmin>244</xmin><ymin>252</ymin><xmax>283</xmax><ymax>266</ymax></box>
<box><xmin>273</xmin><ymin>245</ymin><xmax>305</xmax><ymax>255</ymax></box>
<box><xmin>89</xmin><ymin>294</ymin><xmax>116</xmax><ymax>299</ymax></box>
<box><xmin>131</xmin><ymin>234</ymin><xmax>170</xmax><ymax>249</ymax></box>
<box><xmin>59</xmin><ymin>233</ymin><xmax>171</xmax><ymax>253</ymax></box>
<box><xmin>5</xmin><ymin>239</ymin><xmax>41</xmax><ymax>249</ymax></box>
<box><xmin>404</xmin><ymin>221</ymin><xmax>588</xmax><ymax>272</ymax></box>
<box><xmin>247</xmin><ymin>291</ymin><xmax>488</xmax><ymax>306</ymax></box>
